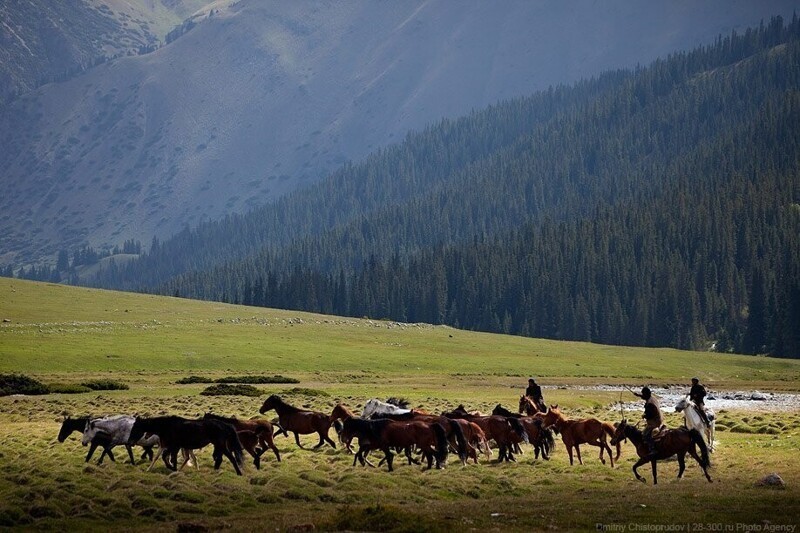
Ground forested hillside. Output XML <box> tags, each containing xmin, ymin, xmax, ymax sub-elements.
<box><xmin>80</xmin><ymin>18</ymin><xmax>800</xmax><ymax>356</ymax></box>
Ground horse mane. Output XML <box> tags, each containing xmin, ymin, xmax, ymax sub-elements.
<box><xmin>266</xmin><ymin>395</ymin><xmax>303</xmax><ymax>413</ymax></box>
<box><xmin>492</xmin><ymin>404</ymin><xmax>518</xmax><ymax>418</ymax></box>
<box><xmin>386</xmin><ymin>397</ymin><xmax>410</xmax><ymax>409</ymax></box>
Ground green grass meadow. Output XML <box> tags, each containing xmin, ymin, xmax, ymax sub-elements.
<box><xmin>1</xmin><ymin>278</ymin><xmax>799</xmax><ymax>531</ymax></box>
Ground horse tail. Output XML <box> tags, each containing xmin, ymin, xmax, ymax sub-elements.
<box><xmin>220</xmin><ymin>422</ymin><xmax>244</xmax><ymax>468</ymax></box>
<box><xmin>603</xmin><ymin>422</ymin><xmax>621</xmax><ymax>460</ymax></box>
<box><xmin>537</xmin><ymin>420</ymin><xmax>556</xmax><ymax>456</ymax></box>
<box><xmin>689</xmin><ymin>428</ymin><xmax>711</xmax><ymax>469</ymax></box>
<box><xmin>508</xmin><ymin>417</ymin><xmax>529</xmax><ymax>444</ymax></box>
<box><xmin>446</xmin><ymin>418</ymin><xmax>468</xmax><ymax>464</ymax></box>
<box><xmin>432</xmin><ymin>423</ymin><xmax>449</xmax><ymax>466</ymax></box>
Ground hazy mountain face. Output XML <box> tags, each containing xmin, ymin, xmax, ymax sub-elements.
<box><xmin>2</xmin><ymin>0</ymin><xmax>798</xmax><ymax>265</ymax></box>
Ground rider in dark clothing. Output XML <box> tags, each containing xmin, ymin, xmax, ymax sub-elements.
<box><xmin>632</xmin><ymin>386</ymin><xmax>663</xmax><ymax>456</ymax></box>
<box><xmin>689</xmin><ymin>377</ymin><xmax>710</xmax><ymax>424</ymax></box>
<box><xmin>526</xmin><ymin>378</ymin><xmax>545</xmax><ymax>412</ymax></box>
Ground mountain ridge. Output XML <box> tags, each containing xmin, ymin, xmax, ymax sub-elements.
<box><xmin>3</xmin><ymin>0</ymin><xmax>798</xmax><ymax>266</ymax></box>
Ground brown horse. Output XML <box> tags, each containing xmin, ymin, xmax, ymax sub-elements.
<box><xmin>492</xmin><ymin>404</ymin><xmax>555</xmax><ymax>460</ymax></box>
<box><xmin>203</xmin><ymin>413</ymin><xmax>281</xmax><ymax>467</ymax></box>
<box><xmin>341</xmin><ymin>418</ymin><xmax>449</xmax><ymax>471</ymax></box>
<box><xmin>541</xmin><ymin>405</ymin><xmax>619</xmax><ymax>467</ymax></box>
<box><xmin>451</xmin><ymin>418</ymin><xmax>492</xmax><ymax>463</ymax></box>
<box><xmin>259</xmin><ymin>395</ymin><xmax>336</xmax><ymax>450</ymax></box>
<box><xmin>330</xmin><ymin>403</ymin><xmax>359</xmax><ymax>454</ymax></box>
<box><xmin>610</xmin><ymin>419</ymin><xmax>712</xmax><ymax>484</ymax></box>
<box><xmin>443</xmin><ymin>409</ymin><xmax>528</xmax><ymax>463</ymax></box>
<box><xmin>519</xmin><ymin>395</ymin><xmax>544</xmax><ymax>416</ymax></box>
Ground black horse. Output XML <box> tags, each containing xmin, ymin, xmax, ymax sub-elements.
<box><xmin>129</xmin><ymin>416</ymin><xmax>244</xmax><ymax>475</ymax></box>
<box><xmin>491</xmin><ymin>404</ymin><xmax>555</xmax><ymax>460</ymax></box>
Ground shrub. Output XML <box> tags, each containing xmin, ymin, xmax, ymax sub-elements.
<box><xmin>282</xmin><ymin>387</ymin><xmax>329</xmax><ymax>397</ymax></box>
<box><xmin>47</xmin><ymin>383</ymin><xmax>92</xmax><ymax>394</ymax></box>
<box><xmin>215</xmin><ymin>375</ymin><xmax>299</xmax><ymax>384</ymax></box>
<box><xmin>0</xmin><ymin>374</ymin><xmax>49</xmax><ymax>396</ymax></box>
<box><xmin>80</xmin><ymin>379</ymin><xmax>129</xmax><ymax>391</ymax></box>
<box><xmin>175</xmin><ymin>376</ymin><xmax>213</xmax><ymax>384</ymax></box>
<box><xmin>200</xmin><ymin>384</ymin><xmax>263</xmax><ymax>397</ymax></box>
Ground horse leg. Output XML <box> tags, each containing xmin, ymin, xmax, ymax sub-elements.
<box><xmin>651</xmin><ymin>458</ymin><xmax>658</xmax><ymax>485</ymax></box>
<box><xmin>566</xmin><ymin>445</ymin><xmax>574</xmax><ymax>465</ymax></box>
<box><xmin>594</xmin><ymin>440</ymin><xmax>606</xmax><ymax>465</ymax></box>
<box><xmin>384</xmin><ymin>449</ymin><xmax>395</xmax><ymax>472</ymax></box>
<box><xmin>575</xmin><ymin>444</ymin><xmax>583</xmax><ymax>465</ymax></box>
<box><xmin>125</xmin><ymin>444</ymin><xmax>136</xmax><ymax>464</ymax></box>
<box><xmin>147</xmin><ymin>447</ymin><xmax>163</xmax><ymax>472</ymax></box>
<box><xmin>632</xmin><ymin>457</ymin><xmax>649</xmax><ymax>483</ymax></box>
<box><xmin>687</xmin><ymin>447</ymin><xmax>713</xmax><ymax>482</ymax></box>
<box><xmin>293</xmin><ymin>432</ymin><xmax>306</xmax><ymax>450</ymax></box>
<box><xmin>260</xmin><ymin>435</ymin><xmax>281</xmax><ymax>462</ymax></box>
<box><xmin>677</xmin><ymin>453</ymin><xmax>686</xmax><ymax>479</ymax></box>
<box><xmin>323</xmin><ymin>430</ymin><xmax>337</xmax><ymax>449</ymax></box>
<box><xmin>222</xmin><ymin>449</ymin><xmax>243</xmax><ymax>476</ymax></box>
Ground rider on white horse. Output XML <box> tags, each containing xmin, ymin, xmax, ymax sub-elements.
<box><xmin>689</xmin><ymin>377</ymin><xmax>710</xmax><ymax>425</ymax></box>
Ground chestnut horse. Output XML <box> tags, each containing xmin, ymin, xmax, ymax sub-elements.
<box><xmin>519</xmin><ymin>395</ymin><xmax>544</xmax><ymax>416</ymax></box>
<box><xmin>203</xmin><ymin>413</ymin><xmax>281</xmax><ymax>467</ymax></box>
<box><xmin>450</xmin><ymin>418</ymin><xmax>492</xmax><ymax>463</ymax></box>
<box><xmin>330</xmin><ymin>403</ymin><xmax>359</xmax><ymax>454</ymax></box>
<box><xmin>541</xmin><ymin>405</ymin><xmax>619</xmax><ymax>467</ymax></box>
<box><xmin>340</xmin><ymin>417</ymin><xmax>449</xmax><ymax>471</ymax></box>
<box><xmin>259</xmin><ymin>395</ymin><xmax>336</xmax><ymax>450</ymax></box>
<box><xmin>610</xmin><ymin>419</ymin><xmax>712</xmax><ymax>484</ymax></box>
<box><xmin>442</xmin><ymin>408</ymin><xmax>528</xmax><ymax>463</ymax></box>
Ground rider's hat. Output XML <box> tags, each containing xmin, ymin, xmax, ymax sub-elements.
<box><xmin>691</xmin><ymin>377</ymin><xmax>699</xmax><ymax>382</ymax></box>
<box><xmin>641</xmin><ymin>386</ymin><xmax>651</xmax><ymax>396</ymax></box>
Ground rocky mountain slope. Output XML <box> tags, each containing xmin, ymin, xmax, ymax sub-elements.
<box><xmin>1</xmin><ymin>0</ymin><xmax>798</xmax><ymax>266</ymax></box>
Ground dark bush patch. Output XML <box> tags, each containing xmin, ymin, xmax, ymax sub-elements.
<box><xmin>176</xmin><ymin>376</ymin><xmax>213</xmax><ymax>384</ymax></box>
<box><xmin>47</xmin><ymin>383</ymin><xmax>92</xmax><ymax>394</ymax></box>
<box><xmin>215</xmin><ymin>375</ymin><xmax>299</xmax><ymax>384</ymax></box>
<box><xmin>200</xmin><ymin>384</ymin><xmax>263</xmax><ymax>397</ymax></box>
<box><xmin>80</xmin><ymin>379</ymin><xmax>129</xmax><ymax>391</ymax></box>
<box><xmin>282</xmin><ymin>387</ymin><xmax>329</xmax><ymax>397</ymax></box>
<box><xmin>0</xmin><ymin>374</ymin><xmax>49</xmax><ymax>396</ymax></box>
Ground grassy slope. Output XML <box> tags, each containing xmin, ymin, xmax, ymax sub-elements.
<box><xmin>2</xmin><ymin>278</ymin><xmax>798</xmax><ymax>388</ymax></box>
<box><xmin>0</xmin><ymin>278</ymin><xmax>798</xmax><ymax>531</ymax></box>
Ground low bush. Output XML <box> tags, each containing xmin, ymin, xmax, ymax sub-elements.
<box><xmin>215</xmin><ymin>375</ymin><xmax>299</xmax><ymax>384</ymax></box>
<box><xmin>175</xmin><ymin>376</ymin><xmax>213</xmax><ymax>384</ymax></box>
<box><xmin>199</xmin><ymin>384</ymin><xmax>263</xmax><ymax>397</ymax></box>
<box><xmin>47</xmin><ymin>383</ymin><xmax>92</xmax><ymax>394</ymax></box>
<box><xmin>0</xmin><ymin>374</ymin><xmax>49</xmax><ymax>396</ymax></box>
<box><xmin>282</xmin><ymin>387</ymin><xmax>329</xmax><ymax>397</ymax></box>
<box><xmin>80</xmin><ymin>379</ymin><xmax>129</xmax><ymax>391</ymax></box>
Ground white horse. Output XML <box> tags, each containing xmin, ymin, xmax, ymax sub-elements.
<box><xmin>361</xmin><ymin>398</ymin><xmax>412</xmax><ymax>419</ymax></box>
<box><xmin>674</xmin><ymin>396</ymin><xmax>715</xmax><ymax>452</ymax></box>
<box><xmin>82</xmin><ymin>415</ymin><xmax>195</xmax><ymax>469</ymax></box>
<box><xmin>82</xmin><ymin>415</ymin><xmax>159</xmax><ymax>463</ymax></box>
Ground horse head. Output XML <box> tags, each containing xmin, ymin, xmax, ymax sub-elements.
<box><xmin>674</xmin><ymin>396</ymin><xmax>690</xmax><ymax>412</ymax></box>
<box><xmin>610</xmin><ymin>419</ymin><xmax>628</xmax><ymax>445</ymax></box>
<box><xmin>259</xmin><ymin>395</ymin><xmax>280</xmax><ymax>414</ymax></box>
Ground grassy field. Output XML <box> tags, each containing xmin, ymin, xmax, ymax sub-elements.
<box><xmin>1</xmin><ymin>278</ymin><xmax>799</xmax><ymax>531</ymax></box>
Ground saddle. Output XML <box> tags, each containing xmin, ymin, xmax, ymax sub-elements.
<box><xmin>651</xmin><ymin>425</ymin><xmax>668</xmax><ymax>441</ymax></box>
<box><xmin>692</xmin><ymin>404</ymin><xmax>714</xmax><ymax>422</ymax></box>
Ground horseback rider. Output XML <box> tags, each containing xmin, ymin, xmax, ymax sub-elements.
<box><xmin>632</xmin><ymin>386</ymin><xmax>664</xmax><ymax>456</ymax></box>
<box><xmin>689</xmin><ymin>377</ymin><xmax>710</xmax><ymax>425</ymax></box>
<box><xmin>526</xmin><ymin>378</ymin><xmax>546</xmax><ymax>412</ymax></box>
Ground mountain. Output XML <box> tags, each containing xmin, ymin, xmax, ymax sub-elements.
<box><xmin>2</xmin><ymin>0</ymin><xmax>799</xmax><ymax>266</ymax></box>
<box><xmin>0</xmin><ymin>0</ymin><xmax>209</xmax><ymax>102</ymax></box>
<box><xmin>93</xmin><ymin>17</ymin><xmax>800</xmax><ymax>357</ymax></box>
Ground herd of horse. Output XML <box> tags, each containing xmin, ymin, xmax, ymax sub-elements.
<box><xmin>57</xmin><ymin>393</ymin><xmax>714</xmax><ymax>484</ymax></box>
